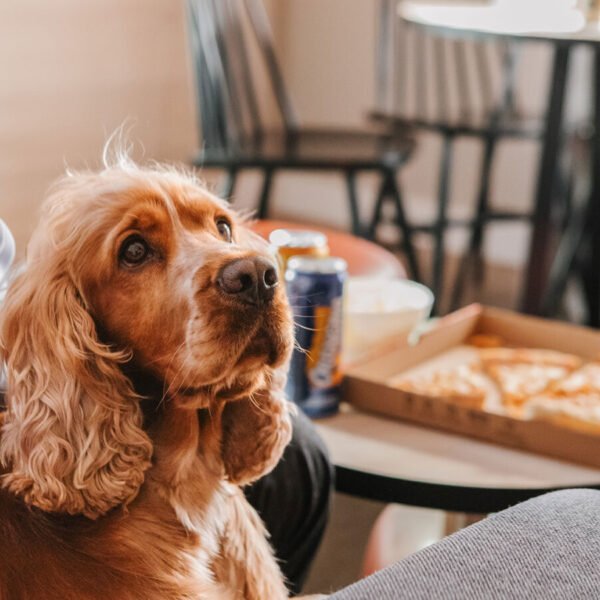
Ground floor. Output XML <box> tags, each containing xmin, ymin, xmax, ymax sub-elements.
<box><xmin>303</xmin><ymin>495</ymin><xmax>448</xmax><ymax>595</ymax></box>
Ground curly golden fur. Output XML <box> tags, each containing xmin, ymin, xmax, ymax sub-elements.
<box><xmin>0</xmin><ymin>157</ymin><xmax>295</xmax><ymax>599</ymax></box>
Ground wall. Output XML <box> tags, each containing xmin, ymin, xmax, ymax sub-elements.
<box><xmin>0</xmin><ymin>0</ymin><xmax>197</xmax><ymax>253</ymax></box>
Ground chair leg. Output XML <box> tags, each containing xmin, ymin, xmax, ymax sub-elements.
<box><xmin>387</xmin><ymin>172</ymin><xmax>421</xmax><ymax>282</ymax></box>
<box><xmin>345</xmin><ymin>170</ymin><xmax>362</xmax><ymax>236</ymax></box>
<box><xmin>581</xmin><ymin>247</ymin><xmax>600</xmax><ymax>327</ymax></box>
<box><xmin>581</xmin><ymin>46</ymin><xmax>600</xmax><ymax>327</ymax></box>
<box><xmin>432</xmin><ymin>135</ymin><xmax>454</xmax><ymax>314</ymax></box>
<box><xmin>220</xmin><ymin>168</ymin><xmax>238</xmax><ymax>202</ymax></box>
<box><xmin>367</xmin><ymin>176</ymin><xmax>388</xmax><ymax>241</ymax></box>
<box><xmin>450</xmin><ymin>133</ymin><xmax>497</xmax><ymax>311</ymax></box>
<box><xmin>540</xmin><ymin>130</ymin><xmax>587</xmax><ymax>317</ymax></box>
<box><xmin>542</xmin><ymin>201</ymin><xmax>586</xmax><ymax>316</ymax></box>
<box><xmin>257</xmin><ymin>169</ymin><xmax>274</xmax><ymax>219</ymax></box>
<box><xmin>368</xmin><ymin>171</ymin><xmax>421</xmax><ymax>282</ymax></box>
<box><xmin>469</xmin><ymin>133</ymin><xmax>497</xmax><ymax>282</ymax></box>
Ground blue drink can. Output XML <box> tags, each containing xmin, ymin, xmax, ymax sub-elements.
<box><xmin>285</xmin><ymin>256</ymin><xmax>347</xmax><ymax>417</ymax></box>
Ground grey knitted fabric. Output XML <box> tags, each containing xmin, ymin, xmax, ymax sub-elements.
<box><xmin>331</xmin><ymin>489</ymin><xmax>600</xmax><ymax>599</ymax></box>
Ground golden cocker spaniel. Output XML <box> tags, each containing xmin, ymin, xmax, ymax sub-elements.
<box><xmin>0</xmin><ymin>158</ymin><xmax>297</xmax><ymax>599</ymax></box>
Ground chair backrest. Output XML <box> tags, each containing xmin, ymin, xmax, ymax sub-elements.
<box><xmin>376</xmin><ymin>0</ymin><xmax>521</xmax><ymax>128</ymax></box>
<box><xmin>187</xmin><ymin>0</ymin><xmax>298</xmax><ymax>151</ymax></box>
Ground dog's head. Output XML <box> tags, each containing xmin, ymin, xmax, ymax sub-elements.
<box><xmin>0</xmin><ymin>160</ymin><xmax>293</xmax><ymax>518</ymax></box>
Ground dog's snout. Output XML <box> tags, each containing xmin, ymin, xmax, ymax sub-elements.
<box><xmin>217</xmin><ymin>257</ymin><xmax>278</xmax><ymax>306</ymax></box>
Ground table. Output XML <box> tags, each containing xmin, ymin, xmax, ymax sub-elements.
<box><xmin>315</xmin><ymin>404</ymin><xmax>600</xmax><ymax>514</ymax></box>
<box><xmin>399</xmin><ymin>0</ymin><xmax>600</xmax><ymax>321</ymax></box>
<box><xmin>250</xmin><ymin>219</ymin><xmax>406</xmax><ymax>279</ymax></box>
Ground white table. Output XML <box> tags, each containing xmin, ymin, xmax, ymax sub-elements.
<box><xmin>316</xmin><ymin>404</ymin><xmax>600</xmax><ymax>513</ymax></box>
<box><xmin>401</xmin><ymin>0</ymin><xmax>600</xmax><ymax>43</ymax></box>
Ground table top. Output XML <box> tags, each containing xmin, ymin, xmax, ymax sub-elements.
<box><xmin>250</xmin><ymin>219</ymin><xmax>406</xmax><ymax>280</ymax></box>
<box><xmin>315</xmin><ymin>404</ymin><xmax>600</xmax><ymax>513</ymax></box>
<box><xmin>400</xmin><ymin>0</ymin><xmax>600</xmax><ymax>45</ymax></box>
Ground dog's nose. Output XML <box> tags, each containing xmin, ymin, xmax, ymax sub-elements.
<box><xmin>217</xmin><ymin>257</ymin><xmax>278</xmax><ymax>305</ymax></box>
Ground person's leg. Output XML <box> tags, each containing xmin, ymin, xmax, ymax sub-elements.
<box><xmin>331</xmin><ymin>488</ymin><xmax>600</xmax><ymax>599</ymax></box>
<box><xmin>245</xmin><ymin>408</ymin><xmax>334</xmax><ymax>595</ymax></box>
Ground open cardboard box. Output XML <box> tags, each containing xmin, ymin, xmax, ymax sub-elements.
<box><xmin>342</xmin><ymin>304</ymin><xmax>600</xmax><ymax>468</ymax></box>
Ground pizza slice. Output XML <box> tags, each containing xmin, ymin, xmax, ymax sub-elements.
<box><xmin>394</xmin><ymin>364</ymin><xmax>488</xmax><ymax>410</ymax></box>
<box><xmin>478</xmin><ymin>348</ymin><xmax>582</xmax><ymax>411</ymax></box>
<box><xmin>548</xmin><ymin>362</ymin><xmax>600</xmax><ymax>396</ymax></box>
<box><xmin>523</xmin><ymin>392</ymin><xmax>600</xmax><ymax>435</ymax></box>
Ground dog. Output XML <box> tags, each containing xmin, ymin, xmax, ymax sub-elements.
<box><xmin>0</xmin><ymin>156</ymin><xmax>296</xmax><ymax>599</ymax></box>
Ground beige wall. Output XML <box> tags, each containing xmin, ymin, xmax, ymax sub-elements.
<box><xmin>0</xmin><ymin>0</ymin><xmax>197</xmax><ymax>253</ymax></box>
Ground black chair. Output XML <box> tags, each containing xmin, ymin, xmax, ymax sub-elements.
<box><xmin>186</xmin><ymin>0</ymin><xmax>420</xmax><ymax>280</ymax></box>
<box><xmin>370</xmin><ymin>1</ymin><xmax>545</xmax><ymax>312</ymax></box>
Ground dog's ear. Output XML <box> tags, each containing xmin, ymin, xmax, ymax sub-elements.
<box><xmin>220</xmin><ymin>368</ymin><xmax>293</xmax><ymax>486</ymax></box>
<box><xmin>0</xmin><ymin>263</ymin><xmax>153</xmax><ymax>519</ymax></box>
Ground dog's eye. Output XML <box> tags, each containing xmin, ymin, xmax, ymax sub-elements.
<box><xmin>216</xmin><ymin>219</ymin><xmax>232</xmax><ymax>243</ymax></box>
<box><xmin>119</xmin><ymin>236</ymin><xmax>150</xmax><ymax>267</ymax></box>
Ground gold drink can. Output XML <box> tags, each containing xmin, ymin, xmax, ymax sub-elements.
<box><xmin>269</xmin><ymin>229</ymin><xmax>329</xmax><ymax>273</ymax></box>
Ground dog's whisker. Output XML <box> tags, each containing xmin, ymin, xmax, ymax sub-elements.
<box><xmin>291</xmin><ymin>320</ymin><xmax>320</xmax><ymax>332</ymax></box>
<box><xmin>293</xmin><ymin>339</ymin><xmax>309</xmax><ymax>354</ymax></box>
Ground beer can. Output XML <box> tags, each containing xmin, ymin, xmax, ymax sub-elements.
<box><xmin>269</xmin><ymin>229</ymin><xmax>329</xmax><ymax>274</ymax></box>
<box><xmin>285</xmin><ymin>256</ymin><xmax>347</xmax><ymax>417</ymax></box>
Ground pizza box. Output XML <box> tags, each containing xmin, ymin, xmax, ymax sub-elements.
<box><xmin>342</xmin><ymin>303</ymin><xmax>600</xmax><ymax>468</ymax></box>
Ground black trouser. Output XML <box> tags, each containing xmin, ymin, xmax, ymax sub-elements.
<box><xmin>245</xmin><ymin>409</ymin><xmax>334</xmax><ymax>595</ymax></box>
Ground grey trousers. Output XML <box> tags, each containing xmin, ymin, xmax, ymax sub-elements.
<box><xmin>332</xmin><ymin>488</ymin><xmax>600</xmax><ymax>599</ymax></box>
